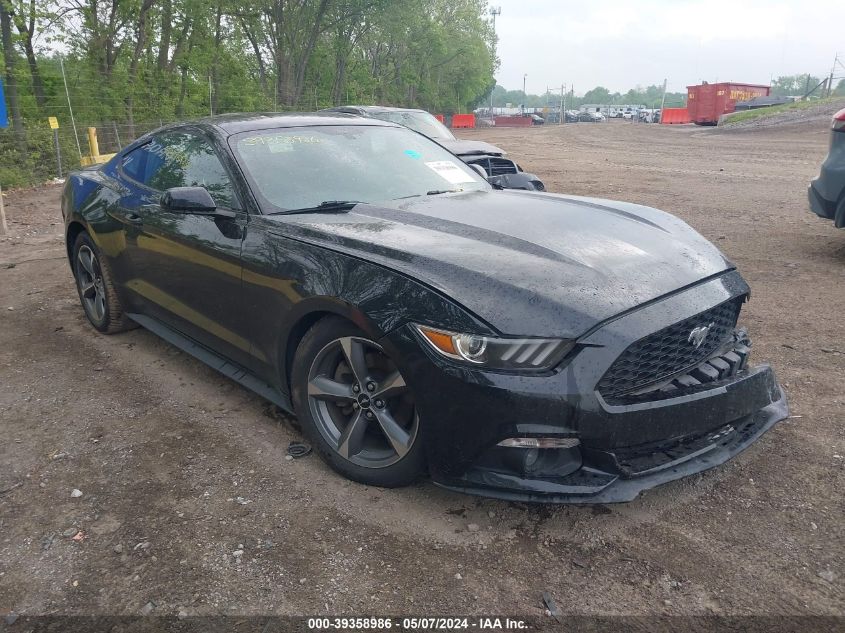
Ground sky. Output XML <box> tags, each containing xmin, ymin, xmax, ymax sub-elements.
<box><xmin>491</xmin><ymin>0</ymin><xmax>844</xmax><ymax>95</ymax></box>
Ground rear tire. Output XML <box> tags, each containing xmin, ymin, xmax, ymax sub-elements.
<box><xmin>291</xmin><ymin>316</ymin><xmax>425</xmax><ymax>487</ymax></box>
<box><xmin>72</xmin><ymin>232</ymin><xmax>136</xmax><ymax>334</ymax></box>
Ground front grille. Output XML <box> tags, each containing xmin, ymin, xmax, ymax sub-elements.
<box><xmin>597</xmin><ymin>298</ymin><xmax>744</xmax><ymax>398</ymax></box>
<box><xmin>467</xmin><ymin>157</ymin><xmax>518</xmax><ymax>176</ymax></box>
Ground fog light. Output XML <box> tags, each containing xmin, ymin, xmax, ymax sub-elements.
<box><xmin>497</xmin><ymin>437</ymin><xmax>580</xmax><ymax>449</ymax></box>
<box><xmin>523</xmin><ymin>448</ymin><xmax>540</xmax><ymax>469</ymax></box>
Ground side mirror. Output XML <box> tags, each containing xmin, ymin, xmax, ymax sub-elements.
<box><xmin>469</xmin><ymin>164</ymin><xmax>488</xmax><ymax>179</ymax></box>
<box><xmin>161</xmin><ymin>186</ymin><xmax>217</xmax><ymax>214</ymax></box>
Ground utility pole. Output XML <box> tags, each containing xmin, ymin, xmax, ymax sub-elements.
<box><xmin>489</xmin><ymin>6</ymin><xmax>501</xmax><ymax>120</ymax></box>
<box><xmin>829</xmin><ymin>53</ymin><xmax>840</xmax><ymax>98</ymax></box>
<box><xmin>560</xmin><ymin>84</ymin><xmax>566</xmax><ymax>124</ymax></box>
<box><xmin>522</xmin><ymin>73</ymin><xmax>527</xmax><ymax>114</ymax></box>
<box><xmin>660</xmin><ymin>78</ymin><xmax>668</xmax><ymax>113</ymax></box>
<box><xmin>59</xmin><ymin>55</ymin><xmax>82</xmax><ymax>160</ymax></box>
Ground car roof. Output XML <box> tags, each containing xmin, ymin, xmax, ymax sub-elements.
<box><xmin>193</xmin><ymin>111</ymin><xmax>400</xmax><ymax>134</ymax></box>
<box><xmin>325</xmin><ymin>105</ymin><xmax>430</xmax><ymax>115</ymax></box>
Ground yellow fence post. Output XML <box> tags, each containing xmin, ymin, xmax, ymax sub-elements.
<box><xmin>80</xmin><ymin>127</ymin><xmax>116</xmax><ymax>167</ymax></box>
<box><xmin>87</xmin><ymin>127</ymin><xmax>100</xmax><ymax>160</ymax></box>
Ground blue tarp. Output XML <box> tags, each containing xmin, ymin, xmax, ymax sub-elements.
<box><xmin>0</xmin><ymin>78</ymin><xmax>8</xmax><ymax>128</ymax></box>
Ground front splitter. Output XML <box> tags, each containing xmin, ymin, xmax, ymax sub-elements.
<box><xmin>433</xmin><ymin>387</ymin><xmax>788</xmax><ymax>504</ymax></box>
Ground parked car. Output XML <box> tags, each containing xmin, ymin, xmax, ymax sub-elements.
<box><xmin>529</xmin><ymin>113</ymin><xmax>545</xmax><ymax>125</ymax></box>
<box><xmin>564</xmin><ymin>110</ymin><xmax>580</xmax><ymax>123</ymax></box>
<box><xmin>808</xmin><ymin>107</ymin><xmax>845</xmax><ymax>228</ymax></box>
<box><xmin>62</xmin><ymin>113</ymin><xmax>788</xmax><ymax>503</ymax></box>
<box><xmin>639</xmin><ymin>109</ymin><xmax>660</xmax><ymax>123</ymax></box>
<box><xmin>324</xmin><ymin>105</ymin><xmax>543</xmax><ymax>191</ymax></box>
<box><xmin>622</xmin><ymin>111</ymin><xmax>634</xmax><ymax>120</ymax></box>
<box><xmin>579</xmin><ymin>111</ymin><xmax>604</xmax><ymax>122</ymax></box>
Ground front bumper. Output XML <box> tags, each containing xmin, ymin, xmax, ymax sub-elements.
<box><xmin>808</xmin><ymin>133</ymin><xmax>845</xmax><ymax>226</ymax></box>
<box><xmin>808</xmin><ymin>182</ymin><xmax>836</xmax><ymax>221</ymax></box>
<box><xmin>381</xmin><ymin>270</ymin><xmax>789</xmax><ymax>503</ymax></box>
<box><xmin>487</xmin><ymin>172</ymin><xmax>545</xmax><ymax>191</ymax></box>
<box><xmin>436</xmin><ymin>381</ymin><xmax>786</xmax><ymax>503</ymax></box>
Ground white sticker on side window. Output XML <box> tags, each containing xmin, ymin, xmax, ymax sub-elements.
<box><xmin>424</xmin><ymin>161</ymin><xmax>475</xmax><ymax>184</ymax></box>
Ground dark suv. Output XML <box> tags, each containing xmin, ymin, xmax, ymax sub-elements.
<box><xmin>808</xmin><ymin>107</ymin><xmax>845</xmax><ymax>228</ymax></box>
<box><xmin>324</xmin><ymin>105</ymin><xmax>544</xmax><ymax>191</ymax></box>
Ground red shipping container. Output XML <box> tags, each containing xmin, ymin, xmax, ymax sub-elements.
<box><xmin>686</xmin><ymin>82</ymin><xmax>770</xmax><ymax>125</ymax></box>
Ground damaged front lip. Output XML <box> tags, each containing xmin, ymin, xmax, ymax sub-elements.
<box><xmin>434</xmin><ymin>383</ymin><xmax>788</xmax><ymax>504</ymax></box>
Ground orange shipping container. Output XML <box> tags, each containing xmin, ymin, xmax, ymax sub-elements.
<box><xmin>686</xmin><ymin>82</ymin><xmax>770</xmax><ymax>125</ymax></box>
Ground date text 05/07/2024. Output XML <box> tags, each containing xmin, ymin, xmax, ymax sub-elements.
<box><xmin>306</xmin><ymin>617</ymin><xmax>530</xmax><ymax>630</ymax></box>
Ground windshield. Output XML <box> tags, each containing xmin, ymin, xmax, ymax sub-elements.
<box><xmin>231</xmin><ymin>125</ymin><xmax>487</xmax><ymax>213</ymax></box>
<box><xmin>369</xmin><ymin>110</ymin><xmax>456</xmax><ymax>141</ymax></box>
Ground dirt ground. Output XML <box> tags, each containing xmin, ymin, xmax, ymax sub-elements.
<box><xmin>0</xmin><ymin>118</ymin><xmax>843</xmax><ymax>620</ymax></box>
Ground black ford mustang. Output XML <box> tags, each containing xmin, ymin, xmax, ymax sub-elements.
<box><xmin>61</xmin><ymin>113</ymin><xmax>788</xmax><ymax>503</ymax></box>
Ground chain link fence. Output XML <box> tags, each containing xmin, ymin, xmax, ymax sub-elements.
<box><xmin>0</xmin><ymin>94</ymin><xmax>372</xmax><ymax>189</ymax></box>
<box><xmin>0</xmin><ymin>118</ymin><xmax>185</xmax><ymax>188</ymax></box>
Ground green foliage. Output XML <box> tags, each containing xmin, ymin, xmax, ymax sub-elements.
<box><xmin>0</xmin><ymin>0</ymin><xmax>495</xmax><ymax>187</ymax></box>
<box><xmin>485</xmin><ymin>83</ymin><xmax>686</xmax><ymax>110</ymax></box>
<box><xmin>770</xmin><ymin>74</ymin><xmax>822</xmax><ymax>97</ymax></box>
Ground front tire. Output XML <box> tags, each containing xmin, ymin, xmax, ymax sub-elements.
<box><xmin>72</xmin><ymin>232</ymin><xmax>136</xmax><ymax>333</ymax></box>
<box><xmin>291</xmin><ymin>316</ymin><xmax>425</xmax><ymax>487</ymax></box>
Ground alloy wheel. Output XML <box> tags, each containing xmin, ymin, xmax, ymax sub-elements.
<box><xmin>76</xmin><ymin>245</ymin><xmax>107</xmax><ymax>323</ymax></box>
<box><xmin>306</xmin><ymin>336</ymin><xmax>418</xmax><ymax>468</ymax></box>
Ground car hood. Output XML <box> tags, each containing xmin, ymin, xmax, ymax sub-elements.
<box><xmin>266</xmin><ymin>191</ymin><xmax>734</xmax><ymax>339</ymax></box>
<box><xmin>437</xmin><ymin>139</ymin><xmax>505</xmax><ymax>157</ymax></box>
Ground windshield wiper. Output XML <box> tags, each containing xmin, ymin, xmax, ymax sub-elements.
<box><xmin>393</xmin><ymin>189</ymin><xmax>462</xmax><ymax>201</ymax></box>
<box><xmin>272</xmin><ymin>200</ymin><xmax>362</xmax><ymax>215</ymax></box>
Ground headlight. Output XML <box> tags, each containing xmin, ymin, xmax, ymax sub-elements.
<box><xmin>414</xmin><ymin>325</ymin><xmax>574</xmax><ymax>371</ymax></box>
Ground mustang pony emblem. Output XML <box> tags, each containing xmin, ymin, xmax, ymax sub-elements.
<box><xmin>688</xmin><ymin>323</ymin><xmax>714</xmax><ymax>349</ymax></box>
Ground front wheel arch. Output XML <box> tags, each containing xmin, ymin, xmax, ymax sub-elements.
<box><xmin>65</xmin><ymin>221</ymin><xmax>88</xmax><ymax>267</ymax></box>
<box><xmin>280</xmin><ymin>300</ymin><xmax>386</xmax><ymax>393</ymax></box>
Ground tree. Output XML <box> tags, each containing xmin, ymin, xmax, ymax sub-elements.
<box><xmin>770</xmin><ymin>74</ymin><xmax>821</xmax><ymax>97</ymax></box>
<box><xmin>0</xmin><ymin>0</ymin><xmax>498</xmax><ymax>186</ymax></box>
<box><xmin>582</xmin><ymin>86</ymin><xmax>611</xmax><ymax>104</ymax></box>
<box><xmin>0</xmin><ymin>0</ymin><xmax>25</xmax><ymax>148</ymax></box>
<box><xmin>9</xmin><ymin>0</ymin><xmax>50</xmax><ymax>109</ymax></box>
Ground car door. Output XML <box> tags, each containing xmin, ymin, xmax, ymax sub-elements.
<box><xmin>113</xmin><ymin>129</ymin><xmax>253</xmax><ymax>368</ymax></box>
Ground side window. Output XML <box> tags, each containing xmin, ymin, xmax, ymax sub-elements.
<box><xmin>124</xmin><ymin>131</ymin><xmax>235</xmax><ymax>208</ymax></box>
<box><xmin>121</xmin><ymin>143</ymin><xmax>165</xmax><ymax>185</ymax></box>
